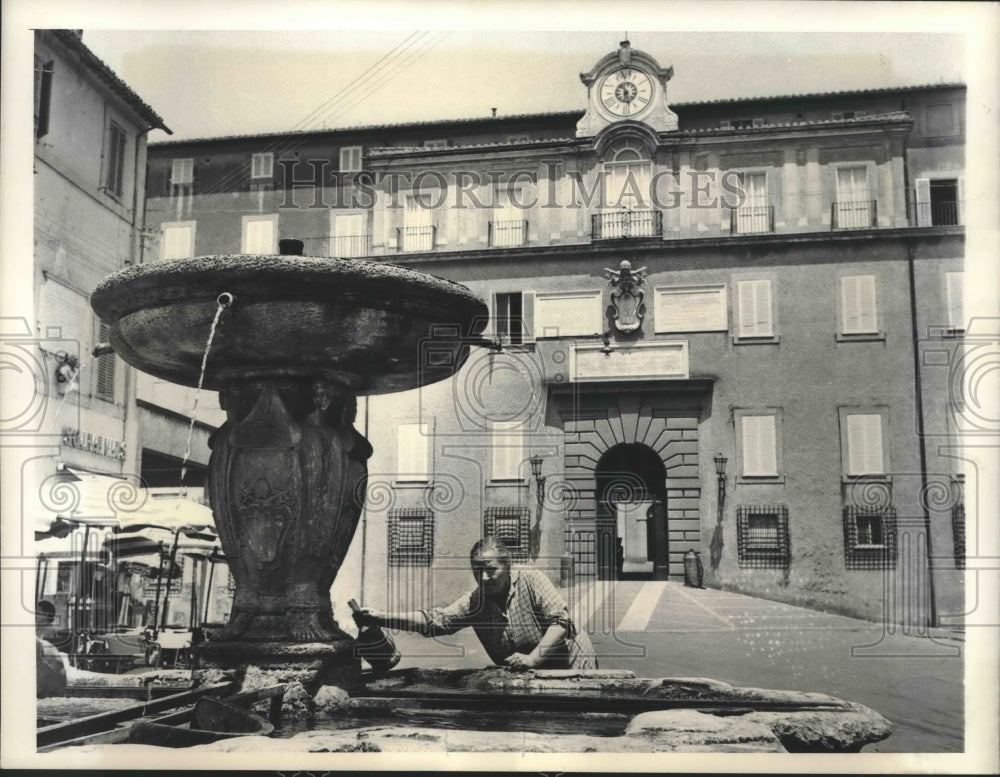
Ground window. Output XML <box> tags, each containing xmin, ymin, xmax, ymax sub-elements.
<box><xmin>171</xmin><ymin>159</ymin><xmax>194</xmax><ymax>185</ymax></box>
<box><xmin>339</xmin><ymin>146</ymin><xmax>362</xmax><ymax>172</ymax></box>
<box><xmin>840</xmin><ymin>275</ymin><xmax>878</xmax><ymax>335</ymax></box>
<box><xmin>484</xmin><ymin>506</ymin><xmax>531</xmax><ymax>561</ymax></box>
<box><xmin>34</xmin><ymin>56</ymin><xmax>53</xmax><ymax>139</ymax></box>
<box><xmin>925</xmin><ymin>103</ymin><xmax>958</xmax><ymax>138</ymax></box>
<box><xmin>490</xmin><ymin>291</ymin><xmax>534</xmax><ymax>345</ymax></box>
<box><xmin>490</xmin><ymin>421</ymin><xmax>525</xmax><ymax>480</ymax></box>
<box><xmin>843</xmin><ymin>412</ymin><xmax>885</xmax><ymax>476</ymax></box>
<box><xmin>400</xmin><ymin>193</ymin><xmax>435</xmax><ymax>252</ymax></box>
<box><xmin>833</xmin><ymin>166</ymin><xmax>874</xmax><ymax>229</ymax></box>
<box><xmin>730</xmin><ymin>172</ymin><xmax>772</xmax><ymax>234</ymax></box>
<box><xmin>94</xmin><ymin>320</ymin><xmax>116</xmax><ymax>402</ymax></box>
<box><xmin>946</xmin><ymin>272</ymin><xmax>964</xmax><ymax>332</ymax></box>
<box><xmin>105</xmin><ymin>121</ymin><xmax>128</xmax><ymax>198</ymax></box>
<box><xmin>388</xmin><ymin>509</ymin><xmax>434</xmax><ymax>566</ymax></box>
<box><xmin>914</xmin><ymin>178</ymin><xmax>962</xmax><ymax>227</ymax></box>
<box><xmin>595</xmin><ymin>142</ymin><xmax>659</xmax><ymax>239</ymax></box>
<box><xmin>736</xmin><ymin>279</ymin><xmax>773</xmax><ymax>338</ymax></box>
<box><xmin>736</xmin><ymin>506</ymin><xmax>790</xmax><ymax>569</ymax></box>
<box><xmin>331</xmin><ymin>212</ymin><xmax>369</xmax><ymax>258</ymax></box>
<box><xmin>161</xmin><ymin>222</ymin><xmax>195</xmax><ymax>260</ymax></box>
<box><xmin>843</xmin><ymin>506</ymin><xmax>897</xmax><ymax>569</ymax></box>
<box><xmin>490</xmin><ymin>186</ymin><xmax>527</xmax><ymax>247</ymax></box>
<box><xmin>251</xmin><ymin>153</ymin><xmax>274</xmax><ymax>179</ymax></box>
<box><xmin>397</xmin><ymin>422</ymin><xmax>431</xmax><ymax>482</ymax></box>
<box><xmin>534</xmin><ymin>291</ymin><xmax>603</xmax><ymax>338</ymax></box>
<box><xmin>242</xmin><ymin>215</ymin><xmax>277</xmax><ymax>254</ymax></box>
<box><xmin>739</xmin><ymin>414</ymin><xmax>779</xmax><ymax>477</ymax></box>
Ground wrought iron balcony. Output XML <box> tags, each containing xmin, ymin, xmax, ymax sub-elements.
<box><xmin>729</xmin><ymin>205</ymin><xmax>775</xmax><ymax>235</ymax></box>
<box><xmin>831</xmin><ymin>200</ymin><xmax>878</xmax><ymax>230</ymax></box>
<box><xmin>913</xmin><ymin>201</ymin><xmax>960</xmax><ymax>227</ymax></box>
<box><xmin>592</xmin><ymin>209</ymin><xmax>662</xmax><ymax>240</ymax></box>
<box><xmin>330</xmin><ymin>234</ymin><xmax>372</xmax><ymax>259</ymax></box>
<box><xmin>397</xmin><ymin>225</ymin><xmax>436</xmax><ymax>252</ymax></box>
<box><xmin>489</xmin><ymin>219</ymin><xmax>528</xmax><ymax>247</ymax></box>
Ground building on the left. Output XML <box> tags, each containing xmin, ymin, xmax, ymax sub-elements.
<box><xmin>28</xmin><ymin>30</ymin><xmax>227</xmax><ymax>655</ymax></box>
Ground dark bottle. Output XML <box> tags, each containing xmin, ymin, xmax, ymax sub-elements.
<box><xmin>348</xmin><ymin>599</ymin><xmax>401</xmax><ymax>672</ymax></box>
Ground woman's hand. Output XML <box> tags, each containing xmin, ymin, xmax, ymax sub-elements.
<box><xmin>504</xmin><ymin>652</ymin><xmax>541</xmax><ymax>671</ymax></box>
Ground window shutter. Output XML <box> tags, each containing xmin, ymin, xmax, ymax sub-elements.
<box><xmin>397</xmin><ymin>423</ymin><xmax>430</xmax><ymax>481</ymax></box>
<box><xmin>35</xmin><ymin>58</ymin><xmax>53</xmax><ymax>139</ymax></box>
<box><xmin>521</xmin><ymin>291</ymin><xmax>535</xmax><ymax>343</ymax></box>
<box><xmin>243</xmin><ymin>218</ymin><xmax>275</xmax><ymax>254</ymax></box>
<box><xmin>847</xmin><ymin>414</ymin><xmax>883</xmax><ymax>475</ymax></box>
<box><xmin>957</xmin><ymin>177</ymin><xmax>965</xmax><ymax>226</ymax></box>
<box><xmin>95</xmin><ymin>321</ymin><xmax>116</xmax><ymax>401</ymax></box>
<box><xmin>491</xmin><ymin>421</ymin><xmax>524</xmax><ymax>480</ymax></box>
<box><xmin>946</xmin><ymin>272</ymin><xmax>964</xmax><ymax>330</ymax></box>
<box><xmin>738</xmin><ymin>280</ymin><xmax>772</xmax><ymax>337</ymax></box>
<box><xmin>486</xmin><ymin>291</ymin><xmax>497</xmax><ymax>341</ymax></box>
<box><xmin>914</xmin><ymin>178</ymin><xmax>932</xmax><ymax>227</ymax></box>
<box><xmin>742</xmin><ymin>415</ymin><xmax>777</xmax><ymax>476</ymax></box>
<box><xmin>162</xmin><ymin>225</ymin><xmax>193</xmax><ymax>260</ymax></box>
<box><xmin>842</xmin><ymin>275</ymin><xmax>876</xmax><ymax>334</ymax></box>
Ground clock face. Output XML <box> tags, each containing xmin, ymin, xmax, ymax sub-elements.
<box><xmin>599</xmin><ymin>68</ymin><xmax>655</xmax><ymax>118</ymax></box>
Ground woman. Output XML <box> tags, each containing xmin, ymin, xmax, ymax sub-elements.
<box><xmin>353</xmin><ymin>538</ymin><xmax>597</xmax><ymax>670</ymax></box>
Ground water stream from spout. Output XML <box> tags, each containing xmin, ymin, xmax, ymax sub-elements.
<box><xmin>176</xmin><ymin>293</ymin><xmax>233</xmax><ymax>503</ymax></box>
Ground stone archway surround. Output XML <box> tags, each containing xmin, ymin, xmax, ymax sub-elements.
<box><xmin>559</xmin><ymin>393</ymin><xmax>703</xmax><ymax>580</ymax></box>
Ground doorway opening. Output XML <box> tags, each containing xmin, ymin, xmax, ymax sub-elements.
<box><xmin>595</xmin><ymin>443</ymin><xmax>667</xmax><ymax>580</ymax></box>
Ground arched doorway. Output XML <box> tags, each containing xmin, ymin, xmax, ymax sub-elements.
<box><xmin>595</xmin><ymin>443</ymin><xmax>667</xmax><ymax>580</ymax></box>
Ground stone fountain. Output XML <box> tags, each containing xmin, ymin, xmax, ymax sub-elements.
<box><xmin>90</xmin><ymin>248</ymin><xmax>892</xmax><ymax>752</ymax></box>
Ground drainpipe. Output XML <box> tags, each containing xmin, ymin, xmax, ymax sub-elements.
<box><xmin>907</xmin><ymin>240</ymin><xmax>937</xmax><ymax>627</ymax></box>
<box><xmin>359</xmin><ymin>395</ymin><xmax>369</xmax><ymax>603</ymax></box>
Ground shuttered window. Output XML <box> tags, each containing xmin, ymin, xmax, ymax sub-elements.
<box><xmin>105</xmin><ymin>122</ymin><xmax>128</xmax><ymax>198</ymax></box>
<box><xmin>397</xmin><ymin>422</ymin><xmax>431</xmax><ymax>482</ymax></box>
<box><xmin>161</xmin><ymin>223</ymin><xmax>195</xmax><ymax>260</ymax></box>
<box><xmin>34</xmin><ymin>56</ymin><xmax>53</xmax><ymax>138</ymax></box>
<box><xmin>242</xmin><ymin>216</ymin><xmax>277</xmax><ymax>254</ymax></box>
<box><xmin>840</xmin><ymin>275</ymin><xmax>878</xmax><ymax>334</ymax></box>
<box><xmin>95</xmin><ymin>321</ymin><xmax>116</xmax><ymax>402</ymax></box>
<box><xmin>741</xmin><ymin>415</ymin><xmax>778</xmax><ymax>477</ymax></box>
<box><xmin>251</xmin><ymin>153</ymin><xmax>274</xmax><ymax>179</ymax></box>
<box><xmin>737</xmin><ymin>280</ymin><xmax>773</xmax><ymax>337</ymax></box>
<box><xmin>171</xmin><ymin>159</ymin><xmax>194</xmax><ymax>185</ymax></box>
<box><xmin>490</xmin><ymin>421</ymin><xmax>525</xmax><ymax>480</ymax></box>
<box><xmin>946</xmin><ymin>272</ymin><xmax>964</xmax><ymax>331</ymax></box>
<box><xmin>339</xmin><ymin>146</ymin><xmax>362</xmax><ymax>172</ymax></box>
<box><xmin>845</xmin><ymin>413</ymin><xmax>884</xmax><ymax>476</ymax></box>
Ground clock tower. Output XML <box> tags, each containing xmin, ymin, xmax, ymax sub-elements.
<box><xmin>576</xmin><ymin>40</ymin><xmax>679</xmax><ymax>138</ymax></box>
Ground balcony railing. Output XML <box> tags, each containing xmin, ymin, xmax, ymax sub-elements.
<box><xmin>330</xmin><ymin>234</ymin><xmax>372</xmax><ymax>259</ymax></box>
<box><xmin>489</xmin><ymin>219</ymin><xmax>528</xmax><ymax>247</ymax></box>
<box><xmin>729</xmin><ymin>205</ymin><xmax>775</xmax><ymax>235</ymax></box>
<box><xmin>592</xmin><ymin>209</ymin><xmax>662</xmax><ymax>240</ymax></box>
<box><xmin>913</xmin><ymin>201</ymin><xmax>960</xmax><ymax>227</ymax></box>
<box><xmin>832</xmin><ymin>200</ymin><xmax>877</xmax><ymax>230</ymax></box>
<box><xmin>397</xmin><ymin>225</ymin><xmax>436</xmax><ymax>252</ymax></box>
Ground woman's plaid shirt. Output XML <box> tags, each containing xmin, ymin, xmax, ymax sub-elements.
<box><xmin>420</xmin><ymin>568</ymin><xmax>597</xmax><ymax>669</ymax></box>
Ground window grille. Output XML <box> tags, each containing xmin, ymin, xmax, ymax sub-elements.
<box><xmin>952</xmin><ymin>502</ymin><xmax>965</xmax><ymax>570</ymax></box>
<box><xmin>388</xmin><ymin>509</ymin><xmax>434</xmax><ymax>567</ymax></box>
<box><xmin>843</xmin><ymin>505</ymin><xmax>897</xmax><ymax>570</ymax></box>
<box><xmin>484</xmin><ymin>506</ymin><xmax>530</xmax><ymax>561</ymax></box>
<box><xmin>736</xmin><ymin>506</ymin><xmax>790</xmax><ymax>569</ymax></box>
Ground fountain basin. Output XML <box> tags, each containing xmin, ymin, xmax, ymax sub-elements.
<box><xmin>90</xmin><ymin>254</ymin><xmax>488</xmax><ymax>393</ymax></box>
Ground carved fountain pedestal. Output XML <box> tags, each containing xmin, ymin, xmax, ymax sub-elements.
<box><xmin>91</xmin><ymin>252</ymin><xmax>488</xmax><ymax>693</ymax></box>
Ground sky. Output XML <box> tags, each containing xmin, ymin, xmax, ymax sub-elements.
<box><xmin>77</xmin><ymin>27</ymin><xmax>968</xmax><ymax>143</ymax></box>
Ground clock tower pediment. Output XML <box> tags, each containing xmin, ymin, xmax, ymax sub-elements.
<box><xmin>577</xmin><ymin>40</ymin><xmax>679</xmax><ymax>138</ymax></box>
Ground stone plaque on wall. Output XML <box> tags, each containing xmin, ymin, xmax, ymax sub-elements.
<box><xmin>572</xmin><ymin>341</ymin><xmax>689</xmax><ymax>382</ymax></box>
<box><xmin>654</xmin><ymin>285</ymin><xmax>728</xmax><ymax>332</ymax></box>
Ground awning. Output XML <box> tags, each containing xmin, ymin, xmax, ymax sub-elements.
<box><xmin>33</xmin><ymin>467</ymin><xmax>215</xmax><ymax>538</ymax></box>
<box><xmin>35</xmin><ymin>526</ymin><xmax>107</xmax><ymax>561</ymax></box>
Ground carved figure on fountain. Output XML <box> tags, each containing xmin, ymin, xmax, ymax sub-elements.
<box><xmin>207</xmin><ymin>376</ymin><xmax>372</xmax><ymax>642</ymax></box>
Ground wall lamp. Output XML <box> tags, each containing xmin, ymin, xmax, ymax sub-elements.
<box><xmin>529</xmin><ymin>454</ymin><xmax>545</xmax><ymax>490</ymax></box>
<box><xmin>713</xmin><ymin>453</ymin><xmax>728</xmax><ymax>505</ymax></box>
<box><xmin>600</xmin><ymin>332</ymin><xmax>613</xmax><ymax>357</ymax></box>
